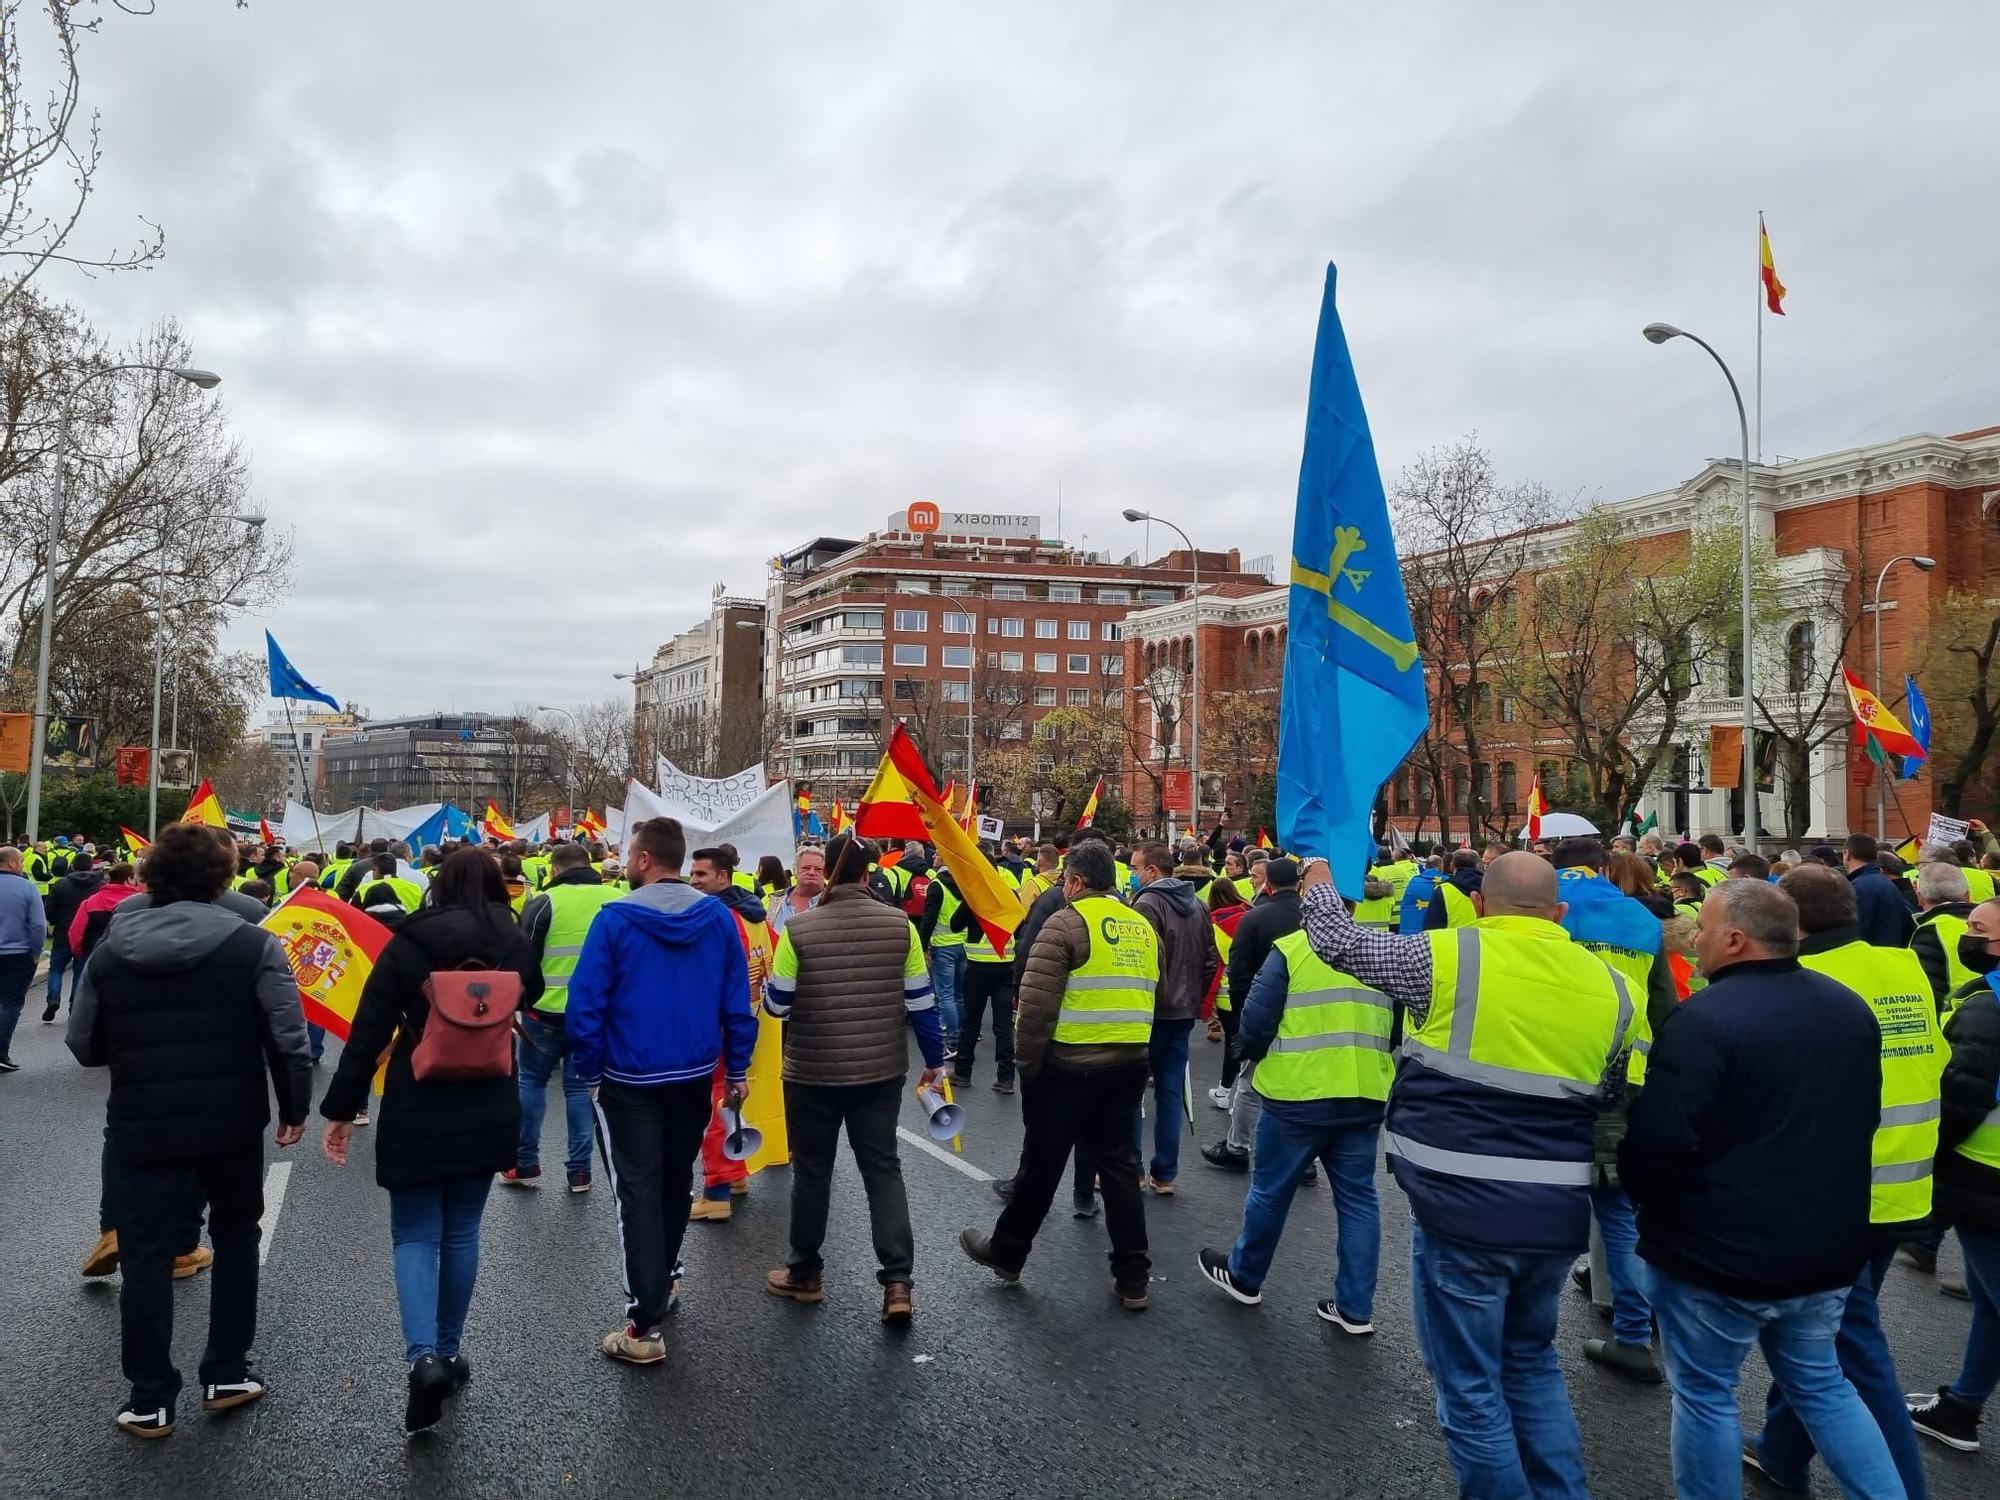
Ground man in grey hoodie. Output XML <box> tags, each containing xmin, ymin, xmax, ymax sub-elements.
<box><xmin>1131</xmin><ymin>842</ymin><xmax>1219</xmax><ymax>1193</ymax></box>
<box><xmin>66</xmin><ymin>822</ymin><xmax>311</xmax><ymax>1439</ymax></box>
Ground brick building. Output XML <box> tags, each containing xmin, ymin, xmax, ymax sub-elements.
<box><xmin>632</xmin><ymin>588</ymin><xmax>768</xmax><ymax>775</ymax></box>
<box><xmin>766</xmin><ymin>512</ymin><xmax>1268</xmax><ymax>805</ymax></box>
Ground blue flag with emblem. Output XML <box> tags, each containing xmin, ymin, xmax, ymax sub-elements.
<box><xmin>1276</xmin><ymin>264</ymin><xmax>1427</xmax><ymax>896</ymax></box>
<box><xmin>1900</xmin><ymin>673</ymin><xmax>1930</xmax><ymax>780</ymax></box>
<box><xmin>265</xmin><ymin>631</ymin><xmax>341</xmax><ymax>712</ymax></box>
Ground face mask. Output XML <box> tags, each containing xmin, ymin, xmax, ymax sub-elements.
<box><xmin>1958</xmin><ymin>934</ymin><xmax>2000</xmax><ymax>976</ymax></box>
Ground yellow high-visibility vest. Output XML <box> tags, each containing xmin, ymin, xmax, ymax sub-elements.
<box><xmin>1054</xmin><ymin>895</ymin><xmax>1158</xmax><ymax>1044</ymax></box>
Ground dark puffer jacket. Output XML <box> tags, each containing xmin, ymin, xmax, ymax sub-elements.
<box><xmin>1935</xmin><ymin>976</ymin><xmax>2000</xmax><ymax>1236</ymax></box>
<box><xmin>773</xmin><ymin>884</ymin><xmax>918</xmax><ymax>1086</ymax></box>
<box><xmin>320</xmin><ymin>904</ymin><xmax>541</xmax><ymax>1190</ymax></box>
<box><xmin>1133</xmin><ymin>876</ymin><xmax>1219</xmax><ymax>1022</ymax></box>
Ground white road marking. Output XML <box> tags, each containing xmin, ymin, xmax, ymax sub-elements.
<box><xmin>895</xmin><ymin>1125</ymin><xmax>994</xmax><ymax>1183</ymax></box>
<box><xmin>259</xmin><ymin>1161</ymin><xmax>293</xmax><ymax>1266</ymax></box>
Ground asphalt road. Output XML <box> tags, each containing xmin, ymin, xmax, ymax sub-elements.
<box><xmin>0</xmin><ymin>1004</ymin><xmax>1989</xmax><ymax>1500</ymax></box>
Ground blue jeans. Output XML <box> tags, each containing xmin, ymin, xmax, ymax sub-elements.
<box><xmin>1952</xmin><ymin>1225</ymin><xmax>2000</xmax><ymax>1406</ymax></box>
<box><xmin>1228</xmin><ymin>1112</ymin><xmax>1380</xmax><ymax>1318</ymax></box>
<box><xmin>1409</xmin><ymin>1223</ymin><xmax>1588</xmax><ymax>1499</ymax></box>
<box><xmin>1590</xmin><ymin>1181</ymin><xmax>1652</xmax><ymax>1348</ymax></box>
<box><xmin>1758</xmin><ymin>1243</ymin><xmax>1926</xmax><ymax>1498</ymax></box>
<box><xmin>516</xmin><ymin>1011</ymin><xmax>593</xmax><ymax>1174</ymax></box>
<box><xmin>388</xmin><ymin>1175</ymin><xmax>493</xmax><ymax>1364</ymax></box>
<box><xmin>45</xmin><ymin>940</ymin><xmax>75</xmax><ymax>1006</ymax></box>
<box><xmin>306</xmin><ymin>1022</ymin><xmax>325</xmax><ymax>1061</ymax></box>
<box><xmin>1132</xmin><ymin>1017</ymin><xmax>1195</xmax><ymax>1183</ymax></box>
<box><xmin>929</xmin><ymin>945</ymin><xmax>964</xmax><ymax>1044</ymax></box>
<box><xmin>1644</xmin><ymin>1264</ymin><xmax>1903</xmax><ymax>1500</ymax></box>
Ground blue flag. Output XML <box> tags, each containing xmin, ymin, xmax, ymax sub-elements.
<box><xmin>1901</xmin><ymin>673</ymin><xmax>1931</xmax><ymax>779</ymax></box>
<box><xmin>265</xmin><ymin>631</ymin><xmax>340</xmax><ymax>712</ymax></box>
<box><xmin>1276</xmin><ymin>264</ymin><xmax>1427</xmax><ymax>896</ymax></box>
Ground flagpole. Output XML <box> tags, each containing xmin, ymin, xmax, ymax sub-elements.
<box><xmin>1754</xmin><ymin>211</ymin><xmax>1764</xmax><ymax>464</ymax></box>
<box><xmin>281</xmin><ymin>697</ymin><xmax>326</xmax><ymax>857</ymax></box>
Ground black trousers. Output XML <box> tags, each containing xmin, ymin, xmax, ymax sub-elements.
<box><xmin>101</xmin><ymin>1124</ymin><xmax>203</xmax><ymax>1250</ymax></box>
<box><xmin>1218</xmin><ymin>1004</ymin><xmax>1243</xmax><ymax>1089</ymax></box>
<box><xmin>594</xmin><ymin>1077</ymin><xmax>713</xmax><ymax>1335</ymax></box>
<box><xmin>785</xmin><ymin>1077</ymin><xmax>914</xmax><ymax>1285</ymax></box>
<box><xmin>991</xmin><ymin>1061</ymin><xmax>1149</xmax><ymax>1285</ymax></box>
<box><xmin>955</xmin><ymin>960</ymin><xmax>1016</xmax><ymax>1082</ymax></box>
<box><xmin>117</xmin><ymin>1138</ymin><xmax>264</xmax><ymax>1411</ymax></box>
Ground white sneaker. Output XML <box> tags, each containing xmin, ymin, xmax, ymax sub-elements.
<box><xmin>1207</xmin><ymin>1085</ymin><xmax>1232</xmax><ymax>1111</ymax></box>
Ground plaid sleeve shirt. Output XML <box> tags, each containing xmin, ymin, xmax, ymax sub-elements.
<box><xmin>1300</xmin><ymin>877</ymin><xmax>1436</xmax><ymax>1029</ymax></box>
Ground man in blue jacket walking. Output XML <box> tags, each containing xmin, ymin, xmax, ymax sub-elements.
<box><xmin>566</xmin><ymin>816</ymin><xmax>755</xmax><ymax>1365</ymax></box>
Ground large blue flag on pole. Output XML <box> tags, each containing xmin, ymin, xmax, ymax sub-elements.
<box><xmin>1276</xmin><ymin>264</ymin><xmax>1428</xmax><ymax>895</ymax></box>
<box><xmin>266</xmin><ymin>631</ymin><xmax>341</xmax><ymax>711</ymax></box>
<box><xmin>1900</xmin><ymin>672</ymin><xmax>1931</xmax><ymax>780</ymax></box>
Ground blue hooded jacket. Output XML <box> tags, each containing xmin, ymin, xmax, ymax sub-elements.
<box><xmin>565</xmin><ymin>879</ymin><xmax>756</xmax><ymax>1088</ymax></box>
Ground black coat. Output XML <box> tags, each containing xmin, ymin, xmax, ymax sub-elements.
<box><xmin>1936</xmin><ymin>977</ymin><xmax>2000</xmax><ymax>1236</ymax></box>
<box><xmin>319</xmin><ymin>904</ymin><xmax>542</xmax><ymax>1190</ymax></box>
<box><xmin>46</xmin><ymin>868</ymin><xmax>105</xmax><ymax>951</ymax></box>
<box><xmin>1227</xmin><ymin>889</ymin><xmax>1302</xmax><ymax>1005</ymax></box>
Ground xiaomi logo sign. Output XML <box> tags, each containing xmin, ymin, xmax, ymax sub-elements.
<box><xmin>906</xmin><ymin>502</ymin><xmax>940</xmax><ymax>534</ymax></box>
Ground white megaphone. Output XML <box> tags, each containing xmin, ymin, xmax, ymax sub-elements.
<box><xmin>719</xmin><ymin>1101</ymin><xmax>763</xmax><ymax>1162</ymax></box>
<box><xmin>918</xmin><ymin>1083</ymin><xmax>965</xmax><ymax>1143</ymax></box>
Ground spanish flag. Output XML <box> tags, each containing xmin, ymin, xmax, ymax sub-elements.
<box><xmin>829</xmin><ymin>799</ymin><xmax>850</xmax><ymax>834</ymax></box>
<box><xmin>120</xmin><ymin>826</ymin><xmax>150</xmax><ymax>855</ymax></box>
<box><xmin>1759</xmin><ymin>213</ymin><xmax>1786</xmax><ymax>316</ymax></box>
<box><xmin>577</xmin><ymin>808</ymin><xmax>606</xmax><ymax>838</ymax></box>
<box><xmin>860</xmin><ymin>726</ymin><xmax>1021</xmax><ymax>954</ymax></box>
<box><xmin>259</xmin><ymin>817</ymin><xmax>277</xmax><ymax>847</ymax></box>
<box><xmin>1255</xmin><ymin>827</ymin><xmax>1274</xmax><ymax>850</ymax></box>
<box><xmin>1075</xmin><ymin>775</ymin><xmax>1103</xmax><ymax>830</ymax></box>
<box><xmin>1525</xmin><ymin>775</ymin><xmax>1548</xmax><ymax>841</ymax></box>
<box><xmin>1843</xmin><ymin>665</ymin><xmax>1925</xmax><ymax>761</ymax></box>
<box><xmin>182</xmin><ymin>778</ymin><xmax>227</xmax><ymax>828</ymax></box>
<box><xmin>483</xmin><ymin>800</ymin><xmax>515</xmax><ymax>840</ymax></box>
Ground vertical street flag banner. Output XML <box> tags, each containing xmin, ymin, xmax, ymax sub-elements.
<box><xmin>1842</xmin><ymin>665</ymin><xmax>1925</xmax><ymax>760</ymax></box>
<box><xmin>182</xmin><ymin>777</ymin><xmax>228</xmax><ymax>827</ymax></box>
<box><xmin>114</xmin><ymin>745</ymin><xmax>150</xmax><ymax>787</ymax></box>
<box><xmin>1759</xmin><ymin>213</ymin><xmax>1787</xmax><ymax>315</ymax></box>
<box><xmin>1900</xmin><ymin>673</ymin><xmax>1931</xmax><ymax>780</ymax></box>
<box><xmin>266</xmin><ymin>631</ymin><xmax>342</xmax><ymax>711</ymax></box>
<box><xmin>1075</xmin><ymin>775</ymin><xmax>1103</xmax><ymax>830</ymax></box>
<box><xmin>261</xmin><ymin>886</ymin><xmax>393</xmax><ymax>1041</ymax></box>
<box><xmin>1277</xmin><ymin>264</ymin><xmax>1427</xmax><ymax>895</ymax></box>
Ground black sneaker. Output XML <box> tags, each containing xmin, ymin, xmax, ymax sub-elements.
<box><xmin>1583</xmin><ymin>1336</ymin><xmax>1662</xmax><ymax>1384</ymax></box>
<box><xmin>991</xmin><ymin>1077</ymin><xmax>1015</xmax><ymax>1095</ymax></box>
<box><xmin>1907</xmin><ymin>1386</ymin><xmax>1981</xmax><ymax>1452</ymax></box>
<box><xmin>41</xmin><ymin>1002</ymin><xmax>59</xmax><ymax>1023</ymax></box>
<box><xmin>958</xmin><ymin>1228</ymin><xmax>1019</xmax><ymax>1284</ymax></box>
<box><xmin>1196</xmin><ymin>1247</ymin><xmax>1261</xmax><ymax>1306</ymax></box>
<box><xmin>1301</xmin><ymin>1161</ymin><xmax>1318</xmax><ymax>1185</ymax></box>
<box><xmin>1115</xmin><ymin>1279</ymin><xmax>1150</xmax><ymax>1311</ymax></box>
<box><xmin>1072</xmin><ymin>1195</ymin><xmax>1099</xmax><ymax>1220</ymax></box>
<box><xmin>0</xmin><ymin>1055</ymin><xmax>18</xmax><ymax>1074</ymax></box>
<box><xmin>116</xmin><ymin>1405</ymin><xmax>174</xmax><ymax>1439</ymax></box>
<box><xmin>405</xmin><ymin>1354</ymin><xmax>451</xmax><ymax>1433</ymax></box>
<box><xmin>1741</xmin><ymin>1439</ymin><xmax>1808</xmax><ymax>1493</ymax></box>
<box><xmin>1201</xmin><ymin>1142</ymin><xmax>1249</xmax><ymax>1173</ymax></box>
<box><xmin>1316</xmin><ymin>1300</ymin><xmax>1375</xmax><ymax>1336</ymax></box>
<box><xmin>949</xmin><ymin>1071</ymin><xmax>972</xmax><ymax>1088</ymax></box>
<box><xmin>201</xmin><ymin>1378</ymin><xmax>265</xmax><ymax>1412</ymax></box>
<box><xmin>443</xmin><ymin>1355</ymin><xmax>472</xmax><ymax>1397</ymax></box>
<box><xmin>1569</xmin><ymin>1260</ymin><xmax>1593</xmax><ymax>1298</ymax></box>
<box><xmin>990</xmin><ymin>1177</ymin><xmax>1016</xmax><ymax>1204</ymax></box>
<box><xmin>567</xmin><ymin>1170</ymin><xmax>591</xmax><ymax>1194</ymax></box>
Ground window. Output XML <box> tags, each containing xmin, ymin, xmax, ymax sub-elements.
<box><xmin>942</xmin><ymin>579</ymin><xmax>973</xmax><ymax>596</ymax></box>
<box><xmin>942</xmin><ymin>680</ymin><xmax>969</xmax><ymax>702</ymax></box>
<box><xmin>1499</xmin><ymin>762</ymin><xmax>1519</xmax><ymax>813</ymax></box>
<box><xmin>1139</xmin><ymin>588</ymin><xmax>1175</xmax><ymax>604</ymax></box>
<box><xmin>893</xmin><ymin>610</ymin><xmax>927</xmax><ymax>632</ymax></box>
<box><xmin>1034</xmin><ymin>687</ymin><xmax>1057</xmax><ymax>706</ymax></box>
<box><xmin>991</xmin><ymin>583</ymin><xmax>1027</xmax><ymax>600</ymax></box>
<box><xmin>892</xmin><ymin>644</ymin><xmax>927</xmax><ymax>666</ymax></box>
<box><xmin>893</xmin><ymin>680</ymin><xmax>918</xmax><ymax>701</ymax></box>
<box><xmin>1473</xmin><ymin>762</ymin><xmax>1492</xmax><ymax>810</ymax></box>
<box><xmin>1067</xmin><ymin>688</ymin><xmax>1091</xmax><ymax>706</ymax></box>
<box><xmin>942</xmin><ymin>611</ymin><xmax>972</xmax><ymax>634</ymax></box>
<box><xmin>1101</xmin><ymin>621</ymin><xmax>1122</xmax><ymax>641</ymax></box>
<box><xmin>1000</xmin><ymin>721</ymin><xmax>1025</xmax><ymax>740</ymax></box>
<box><xmin>840</xmin><ymin>645</ymin><xmax>881</xmax><ymax>665</ymax></box>
<box><xmin>843</xmin><ymin>609</ymin><xmax>882</xmax><ymax>630</ymax></box>
<box><xmin>1101</xmin><ymin>654</ymin><xmax>1124</xmax><ymax>675</ymax></box>
<box><xmin>1500</xmin><ymin>696</ymin><xmax>1518</xmax><ymax>724</ymax></box>
<box><xmin>1035</xmin><ymin>619</ymin><xmax>1058</xmax><ymax>638</ymax></box>
<box><xmin>1103</xmin><ymin>688</ymin><xmax>1123</xmax><ymax>708</ymax></box>
<box><xmin>1049</xmin><ymin>584</ymin><xmax>1082</xmax><ymax>603</ymax></box>
<box><xmin>1067</xmin><ymin>654</ymin><xmax>1089</xmax><ymax>673</ymax></box>
<box><xmin>942</xmin><ymin>645</ymin><xmax>973</xmax><ymax>668</ymax></box>
<box><xmin>1035</xmin><ymin>756</ymin><xmax>1056</xmax><ymax>774</ymax></box>
<box><xmin>1067</xmin><ymin>619</ymin><xmax>1090</xmax><ymax>640</ymax></box>
<box><xmin>1786</xmin><ymin>621</ymin><xmax>1815</xmax><ymax>694</ymax></box>
<box><xmin>1000</xmin><ymin>617</ymin><xmax>1024</xmax><ymax>638</ymax></box>
<box><xmin>1034</xmin><ymin>653</ymin><xmax>1058</xmax><ymax>672</ymax></box>
<box><xmin>895</xmin><ymin>578</ymin><xmax>931</xmax><ymax>594</ymax></box>
<box><xmin>1000</xmin><ymin>651</ymin><xmax>1023</xmax><ymax>671</ymax></box>
<box><xmin>1097</xmin><ymin>587</ymin><xmax>1131</xmax><ymax>605</ymax></box>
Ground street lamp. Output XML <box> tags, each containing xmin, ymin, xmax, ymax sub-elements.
<box><xmin>536</xmin><ymin>705</ymin><xmax>583</xmax><ymax>821</ymax></box>
<box><xmin>148</xmin><ymin>514</ymin><xmax>262</xmax><ymax>837</ymax></box>
<box><xmin>28</xmin><ymin>363</ymin><xmax>224</xmax><ymax>843</ymax></box>
<box><xmin>1870</xmin><ymin>554</ymin><xmax>1937</xmax><ymax>839</ymax></box>
<box><xmin>1643</xmin><ymin>322</ymin><xmax>1758</xmax><ymax>846</ymax></box>
<box><xmin>166</xmin><ymin>595</ymin><xmax>250</xmax><ymax>749</ymax></box>
<box><xmin>1124</xmin><ymin>508</ymin><xmax>1200</xmax><ymax>840</ymax></box>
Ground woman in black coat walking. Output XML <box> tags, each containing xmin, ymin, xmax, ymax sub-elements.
<box><xmin>320</xmin><ymin>847</ymin><xmax>541</xmax><ymax>1433</ymax></box>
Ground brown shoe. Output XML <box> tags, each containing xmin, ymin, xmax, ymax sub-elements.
<box><xmin>882</xmin><ymin>1281</ymin><xmax>913</xmax><ymax>1323</ymax></box>
<box><xmin>728</xmin><ymin>1178</ymin><xmax>751</xmax><ymax>1198</ymax></box>
<box><xmin>689</xmin><ymin>1196</ymin><xmax>732</xmax><ymax>1223</ymax></box>
<box><xmin>765</xmin><ymin>1267</ymin><xmax>825</xmax><ymax>1304</ymax></box>
<box><xmin>83</xmin><ymin>1230</ymin><xmax>120</xmax><ymax>1278</ymax></box>
<box><xmin>1148</xmin><ymin>1177</ymin><xmax>1177</xmax><ymax>1197</ymax></box>
<box><xmin>172</xmin><ymin>1246</ymin><xmax>214</xmax><ymax>1280</ymax></box>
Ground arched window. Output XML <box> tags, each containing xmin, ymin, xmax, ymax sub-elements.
<box><xmin>1499</xmin><ymin>762</ymin><xmax>1519</xmax><ymax>813</ymax></box>
<box><xmin>1785</xmin><ymin>621</ymin><xmax>1815</xmax><ymax>694</ymax></box>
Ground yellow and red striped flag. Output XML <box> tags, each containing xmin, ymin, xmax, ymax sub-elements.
<box><xmin>1759</xmin><ymin>213</ymin><xmax>1786</xmax><ymax>315</ymax></box>
<box><xmin>1075</xmin><ymin>775</ymin><xmax>1103</xmax><ymax>830</ymax></box>
<box><xmin>1525</xmin><ymin>775</ymin><xmax>1549</xmax><ymax>841</ymax></box>
<box><xmin>863</xmin><ymin>726</ymin><xmax>1021</xmax><ymax>955</ymax></box>
<box><xmin>483</xmin><ymin>800</ymin><xmax>515</xmax><ymax>840</ymax></box>
<box><xmin>261</xmin><ymin>886</ymin><xmax>394</xmax><ymax>1042</ymax></box>
<box><xmin>259</xmin><ymin>817</ymin><xmax>277</xmax><ymax>846</ymax></box>
<box><xmin>182</xmin><ymin>778</ymin><xmax>227</xmax><ymax>828</ymax></box>
<box><xmin>119</xmin><ymin>826</ymin><xmax>150</xmax><ymax>856</ymax></box>
<box><xmin>1842</xmin><ymin>665</ymin><xmax>1924</xmax><ymax>760</ymax></box>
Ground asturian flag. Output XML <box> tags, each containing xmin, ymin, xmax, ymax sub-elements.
<box><xmin>1900</xmin><ymin>673</ymin><xmax>1932</xmax><ymax>780</ymax></box>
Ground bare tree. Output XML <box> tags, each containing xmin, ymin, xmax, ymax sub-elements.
<box><xmin>1923</xmin><ymin>589</ymin><xmax>2000</xmax><ymax>816</ymax></box>
<box><xmin>208</xmin><ymin>737</ymin><xmax>286</xmax><ymax>818</ymax></box>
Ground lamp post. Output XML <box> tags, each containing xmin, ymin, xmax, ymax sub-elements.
<box><xmin>1870</xmin><ymin>553</ymin><xmax>1937</xmax><ymax>839</ymax></box>
<box><xmin>164</xmin><ymin>594</ymin><xmax>249</xmax><ymax>755</ymax></box>
<box><xmin>1124</xmin><ymin>509</ymin><xmax>1199</xmax><ymax>840</ymax></box>
<box><xmin>149</xmin><ymin>529</ymin><xmax>259</xmax><ymax>840</ymax></box>
<box><xmin>27</xmin><ymin>363</ymin><xmax>221</xmax><ymax>843</ymax></box>
<box><xmin>1642</xmin><ymin>323</ymin><xmax>1758</xmax><ymax>846</ymax></box>
<box><xmin>536</xmin><ymin>705</ymin><xmax>583</xmax><ymax>823</ymax></box>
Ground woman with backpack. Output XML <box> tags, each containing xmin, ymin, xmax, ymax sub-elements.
<box><xmin>319</xmin><ymin>847</ymin><xmax>541</xmax><ymax>1434</ymax></box>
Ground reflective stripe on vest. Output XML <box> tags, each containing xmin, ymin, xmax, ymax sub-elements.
<box><xmin>536</xmin><ymin>883</ymin><xmax>623</xmax><ymax>1013</ymax></box>
<box><xmin>1383</xmin><ymin>1131</ymin><xmax>1595</xmax><ymax>1186</ymax></box>
<box><xmin>1253</xmin><ymin>929</ymin><xmax>1393</xmax><ymax>1103</ymax></box>
<box><xmin>963</xmin><ymin>867</ymin><xmax>1021</xmax><ymax>961</ymax></box>
<box><xmin>1054</xmin><ymin>895</ymin><xmax>1159</xmax><ymax>1044</ymax></box>
<box><xmin>1799</xmin><ymin>940</ymin><xmax>1947</xmax><ymax>1223</ymax></box>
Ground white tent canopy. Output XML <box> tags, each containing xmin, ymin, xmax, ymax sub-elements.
<box><xmin>276</xmin><ymin>800</ymin><xmax>426</xmax><ymax>851</ymax></box>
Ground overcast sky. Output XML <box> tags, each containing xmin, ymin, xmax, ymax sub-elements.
<box><xmin>50</xmin><ymin>1</ymin><xmax>2000</xmax><ymax>719</ymax></box>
